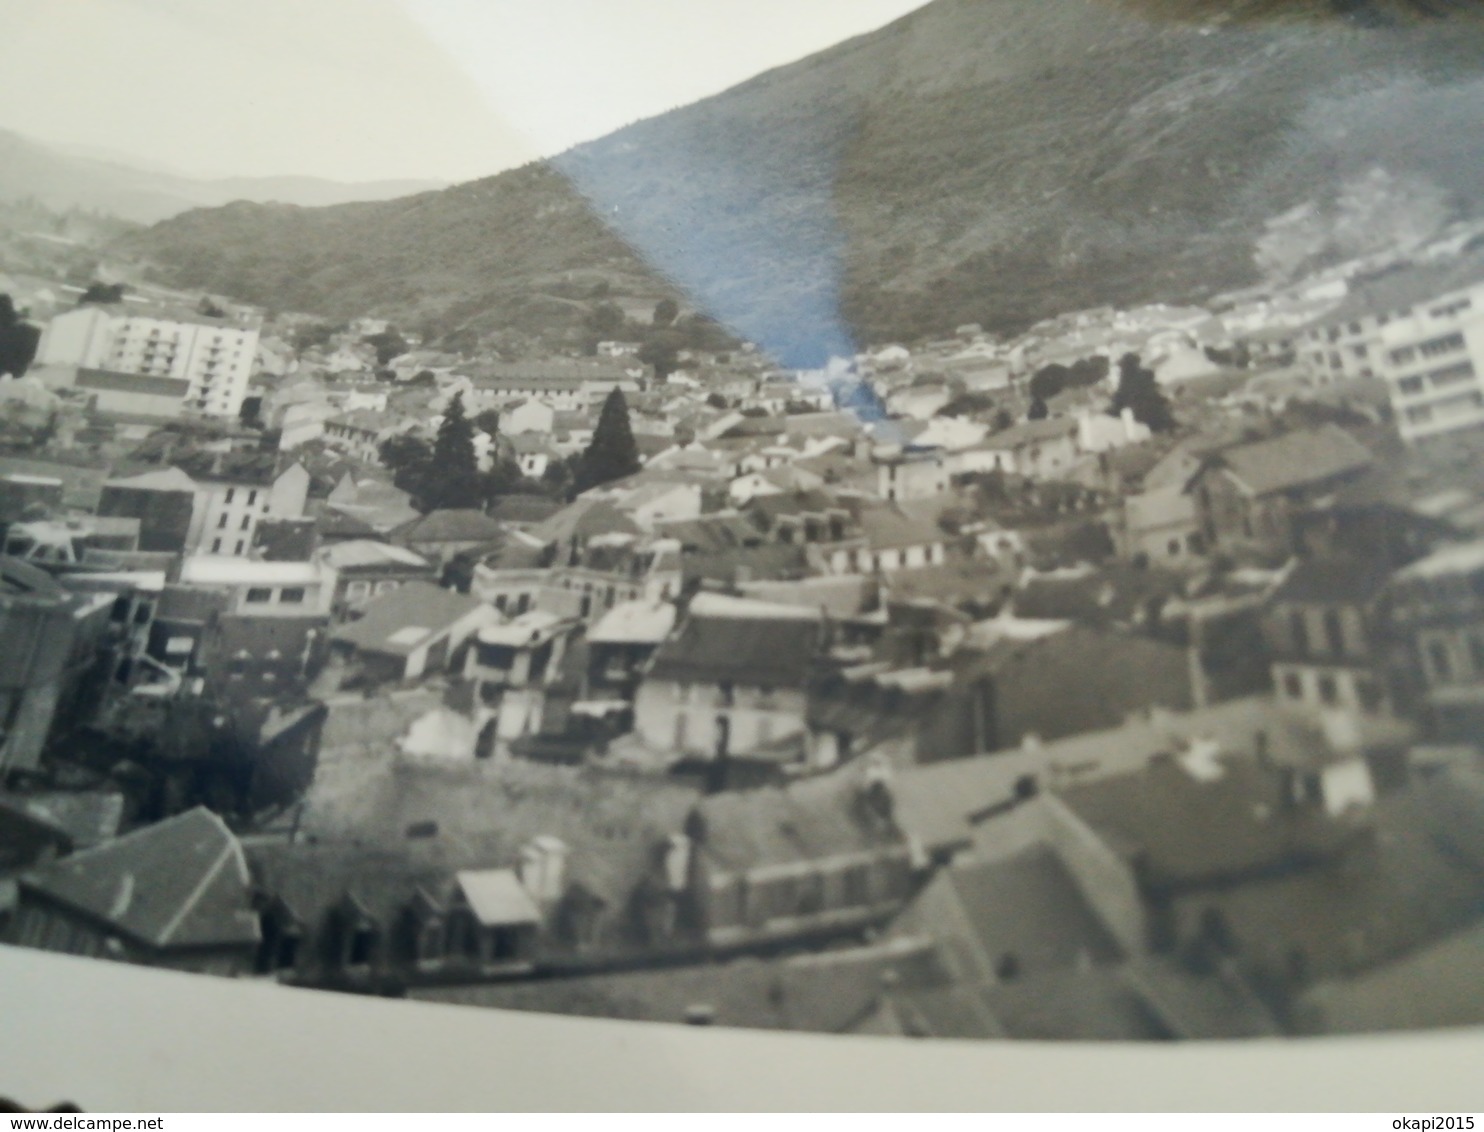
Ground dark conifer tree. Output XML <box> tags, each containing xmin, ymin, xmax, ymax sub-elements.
<box><xmin>426</xmin><ymin>392</ymin><xmax>484</xmax><ymax>510</ymax></box>
<box><xmin>576</xmin><ymin>388</ymin><xmax>642</xmax><ymax>493</ymax></box>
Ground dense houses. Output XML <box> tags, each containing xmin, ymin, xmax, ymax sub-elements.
<box><xmin>7</xmin><ymin>223</ymin><xmax>1484</xmax><ymax>1043</ymax></box>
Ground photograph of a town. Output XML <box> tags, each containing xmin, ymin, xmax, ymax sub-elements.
<box><xmin>4</xmin><ymin>0</ymin><xmax>1484</xmax><ymax>1044</ymax></box>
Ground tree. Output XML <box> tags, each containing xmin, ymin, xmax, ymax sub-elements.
<box><xmin>587</xmin><ymin>301</ymin><xmax>626</xmax><ymax>340</ymax></box>
<box><xmin>992</xmin><ymin>408</ymin><xmax>1014</xmax><ymax>432</ymax></box>
<box><xmin>474</xmin><ymin>408</ymin><xmax>502</xmax><ymax>437</ymax></box>
<box><xmin>364</xmin><ymin>330</ymin><xmax>410</xmax><ymax>367</ymax></box>
<box><xmin>575</xmin><ymin>389</ymin><xmax>641</xmax><ymax>494</ymax></box>
<box><xmin>198</xmin><ymin>295</ymin><xmax>226</xmax><ymax>318</ymax></box>
<box><xmin>1110</xmin><ymin>353</ymin><xmax>1175</xmax><ymax>433</ymax></box>
<box><xmin>426</xmin><ymin>392</ymin><xmax>484</xmax><ymax>510</ymax></box>
<box><xmin>652</xmin><ymin>298</ymin><xmax>680</xmax><ymax>328</ymax></box>
<box><xmin>638</xmin><ymin>330</ymin><xmax>682</xmax><ymax>381</ymax></box>
<box><xmin>1027</xmin><ymin>396</ymin><xmax>1049</xmax><ymax>421</ymax></box>
<box><xmin>705</xmin><ymin>391</ymin><xmax>730</xmax><ymax>409</ymax></box>
<box><xmin>0</xmin><ymin>295</ymin><xmax>41</xmax><ymax>379</ymax></box>
<box><xmin>1029</xmin><ymin>363</ymin><xmax>1071</xmax><ymax>404</ymax></box>
<box><xmin>480</xmin><ymin>456</ymin><xmax>525</xmax><ymax>507</ymax></box>
<box><xmin>77</xmin><ymin>281</ymin><xmax>125</xmax><ymax>306</ymax></box>
<box><xmin>378</xmin><ymin>434</ymin><xmax>434</xmax><ymax>499</ymax></box>
<box><xmin>292</xmin><ymin>321</ymin><xmax>335</xmax><ymax>353</ymax></box>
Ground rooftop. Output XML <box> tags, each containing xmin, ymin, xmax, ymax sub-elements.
<box><xmin>588</xmin><ymin>599</ymin><xmax>677</xmax><ymax>646</ymax></box>
<box><xmin>1204</xmin><ymin>425</ymin><xmax>1374</xmax><ymax>498</ymax></box>
<box><xmin>18</xmin><ymin>808</ymin><xmax>258</xmax><ymax>951</ymax></box>
<box><xmin>331</xmin><ymin>581</ymin><xmax>485</xmax><ymax>656</ymax></box>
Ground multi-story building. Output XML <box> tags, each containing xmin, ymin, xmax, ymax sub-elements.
<box><xmin>1380</xmin><ymin>304</ymin><xmax>1484</xmax><ymax>445</ymax></box>
<box><xmin>1387</xmin><ymin>538</ymin><xmax>1484</xmax><ymax>742</ymax></box>
<box><xmin>36</xmin><ymin>304</ymin><xmax>261</xmax><ymax>419</ymax></box>
<box><xmin>173</xmin><ymin>453</ymin><xmax>311</xmax><ymax>559</ymax></box>
<box><xmin>1261</xmin><ymin>555</ymin><xmax>1396</xmax><ymax>717</ymax></box>
<box><xmin>0</xmin><ymin>557</ymin><xmax>116</xmax><ymax>777</ymax></box>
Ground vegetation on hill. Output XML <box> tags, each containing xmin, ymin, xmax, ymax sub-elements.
<box><xmin>115</xmin><ymin>0</ymin><xmax>1484</xmax><ymax>357</ymax></box>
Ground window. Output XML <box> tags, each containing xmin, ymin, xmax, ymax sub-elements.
<box><xmin>211</xmin><ymin>538</ymin><xmax>222</xmax><ymax>553</ymax></box>
<box><xmin>240</xmin><ymin>515</ymin><xmax>252</xmax><ymax>531</ymax></box>
<box><xmin>247</xmin><ymin>490</ymin><xmax>258</xmax><ymax>506</ymax></box>
<box><xmin>1429</xmin><ymin>361</ymin><xmax>1476</xmax><ymax>389</ymax></box>
<box><xmin>1398</xmin><ymin>375</ymin><xmax>1424</xmax><ymax>395</ymax></box>
<box><xmin>217</xmin><ymin>513</ymin><xmax>229</xmax><ymax>529</ymax></box>
<box><xmin>245</xmin><ymin>588</ymin><xmax>272</xmax><ymax>604</ymax></box>
<box><xmin>1283</xmin><ymin>672</ymin><xmax>1303</xmax><ymax>700</ymax></box>
<box><xmin>279</xmin><ymin>587</ymin><xmax>306</xmax><ymax>604</ymax></box>
<box><xmin>235</xmin><ymin>541</ymin><xmax>245</xmax><ymax>555</ymax></box>
<box><xmin>1389</xmin><ymin>346</ymin><xmax>1417</xmax><ymax>367</ymax></box>
<box><xmin>225</xmin><ymin>488</ymin><xmax>235</xmax><ymax>504</ymax></box>
<box><xmin>1419</xmin><ymin>332</ymin><xmax>1466</xmax><ymax>359</ymax></box>
<box><xmin>1406</xmin><ymin>405</ymin><xmax>1434</xmax><ymax>425</ymax></box>
<box><xmin>1317</xmin><ymin>675</ymin><xmax>1339</xmax><ymax>706</ymax></box>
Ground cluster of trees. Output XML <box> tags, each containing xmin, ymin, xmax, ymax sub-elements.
<box><xmin>1110</xmin><ymin>353</ymin><xmax>1175</xmax><ymax>433</ymax></box>
<box><xmin>77</xmin><ymin>281</ymin><xmax>126</xmax><ymax>306</ymax></box>
<box><xmin>378</xmin><ymin>388</ymin><xmax>642</xmax><ymax>513</ymax></box>
<box><xmin>363</xmin><ymin>329</ymin><xmax>410</xmax><ymax>366</ymax></box>
<box><xmin>1027</xmin><ymin>355</ymin><xmax>1110</xmax><ymax>419</ymax></box>
<box><xmin>379</xmin><ymin>393</ymin><xmax>502</xmax><ymax>512</ymax></box>
<box><xmin>582</xmin><ymin>297</ymin><xmax>738</xmax><ymax>378</ymax></box>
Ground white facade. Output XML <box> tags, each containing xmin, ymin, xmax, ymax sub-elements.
<box><xmin>195</xmin><ymin>464</ymin><xmax>310</xmax><ymax>558</ymax></box>
<box><xmin>38</xmin><ymin>305</ymin><xmax>261</xmax><ymax>419</ymax></box>
<box><xmin>500</xmin><ymin>399</ymin><xmax>558</xmax><ymax>436</ymax></box>
<box><xmin>1379</xmin><ymin>295</ymin><xmax>1484</xmax><ymax>444</ymax></box>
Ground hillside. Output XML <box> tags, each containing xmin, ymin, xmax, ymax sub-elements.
<box><xmin>117</xmin><ymin>0</ymin><xmax>1484</xmax><ymax>362</ymax></box>
<box><xmin>0</xmin><ymin>130</ymin><xmax>444</xmax><ymax>224</ymax></box>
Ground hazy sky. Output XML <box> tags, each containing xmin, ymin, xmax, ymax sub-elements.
<box><xmin>0</xmin><ymin>0</ymin><xmax>930</xmax><ymax>185</ymax></box>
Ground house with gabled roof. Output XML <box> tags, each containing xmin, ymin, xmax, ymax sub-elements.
<box><xmin>6</xmin><ymin>807</ymin><xmax>260</xmax><ymax>974</ymax></box>
<box><xmin>1185</xmin><ymin>425</ymin><xmax>1375</xmax><ymax>562</ymax></box>
<box><xmin>330</xmin><ymin>580</ymin><xmax>499</xmax><ymax>683</ymax></box>
<box><xmin>632</xmin><ymin>594</ymin><xmax>825</xmax><ymax>769</ymax></box>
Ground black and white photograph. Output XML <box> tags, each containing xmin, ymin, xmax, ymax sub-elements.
<box><xmin>5</xmin><ymin>0</ymin><xmax>1484</xmax><ymax>1080</ymax></box>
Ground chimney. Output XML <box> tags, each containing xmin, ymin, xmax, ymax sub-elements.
<box><xmin>518</xmin><ymin>835</ymin><xmax>568</xmax><ymax>903</ymax></box>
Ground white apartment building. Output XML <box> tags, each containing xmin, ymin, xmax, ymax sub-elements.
<box><xmin>1380</xmin><ymin>296</ymin><xmax>1484</xmax><ymax>444</ymax></box>
<box><xmin>37</xmin><ymin>304</ymin><xmax>261</xmax><ymax>419</ymax></box>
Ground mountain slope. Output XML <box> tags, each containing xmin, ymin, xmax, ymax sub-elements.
<box><xmin>0</xmin><ymin>130</ymin><xmax>445</xmax><ymax>224</ymax></box>
<box><xmin>117</xmin><ymin>0</ymin><xmax>1484</xmax><ymax>361</ymax></box>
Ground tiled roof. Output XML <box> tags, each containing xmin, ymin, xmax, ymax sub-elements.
<box><xmin>694</xmin><ymin>765</ymin><xmax>904</xmax><ymax>873</ymax></box>
<box><xmin>331</xmin><ymin>581</ymin><xmax>484</xmax><ymax>655</ymax></box>
<box><xmin>19</xmin><ymin>808</ymin><xmax>259</xmax><ymax>950</ymax></box>
<box><xmin>1207</xmin><ymin>425</ymin><xmax>1373</xmax><ymax>497</ymax></box>
<box><xmin>392</xmin><ymin>508</ymin><xmax>505</xmax><ymax>544</ymax></box>
<box><xmin>646</xmin><ymin>613</ymin><xmax>821</xmax><ymax>687</ymax></box>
